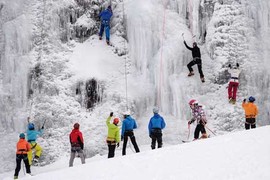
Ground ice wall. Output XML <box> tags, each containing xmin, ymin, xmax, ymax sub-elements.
<box><xmin>0</xmin><ymin>0</ymin><xmax>32</xmax><ymax>131</ymax></box>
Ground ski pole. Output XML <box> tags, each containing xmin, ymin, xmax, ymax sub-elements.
<box><xmin>204</xmin><ymin>125</ymin><xmax>217</xmax><ymax>136</ymax></box>
<box><xmin>187</xmin><ymin>123</ymin><xmax>191</xmax><ymax>140</ymax></box>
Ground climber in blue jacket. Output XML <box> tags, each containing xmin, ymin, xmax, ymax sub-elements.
<box><xmin>99</xmin><ymin>5</ymin><xmax>113</xmax><ymax>45</ymax></box>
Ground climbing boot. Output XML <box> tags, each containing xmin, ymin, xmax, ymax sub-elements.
<box><xmin>188</xmin><ymin>71</ymin><xmax>194</xmax><ymax>77</ymax></box>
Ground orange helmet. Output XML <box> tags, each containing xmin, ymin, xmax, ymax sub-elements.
<box><xmin>74</xmin><ymin>123</ymin><xmax>80</xmax><ymax>129</ymax></box>
<box><xmin>113</xmin><ymin>118</ymin><xmax>120</xmax><ymax>125</ymax></box>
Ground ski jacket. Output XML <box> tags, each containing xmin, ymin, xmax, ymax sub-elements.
<box><xmin>106</xmin><ymin>117</ymin><xmax>120</xmax><ymax>143</ymax></box>
<box><xmin>121</xmin><ymin>115</ymin><xmax>137</xmax><ymax>135</ymax></box>
<box><xmin>191</xmin><ymin>105</ymin><xmax>207</xmax><ymax>124</ymax></box>
<box><xmin>99</xmin><ymin>8</ymin><xmax>113</xmax><ymax>22</ymax></box>
<box><xmin>70</xmin><ymin>129</ymin><xmax>84</xmax><ymax>149</ymax></box>
<box><xmin>26</xmin><ymin>128</ymin><xmax>43</xmax><ymax>142</ymax></box>
<box><xmin>184</xmin><ymin>41</ymin><xmax>201</xmax><ymax>58</ymax></box>
<box><xmin>16</xmin><ymin>139</ymin><xmax>31</xmax><ymax>155</ymax></box>
<box><xmin>242</xmin><ymin>102</ymin><xmax>258</xmax><ymax>118</ymax></box>
<box><xmin>148</xmin><ymin>113</ymin><xmax>166</xmax><ymax>135</ymax></box>
<box><xmin>228</xmin><ymin>68</ymin><xmax>241</xmax><ymax>83</ymax></box>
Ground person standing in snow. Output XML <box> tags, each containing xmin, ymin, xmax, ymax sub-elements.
<box><xmin>69</xmin><ymin>123</ymin><xmax>85</xmax><ymax>167</ymax></box>
<box><xmin>227</xmin><ymin>63</ymin><xmax>241</xmax><ymax>104</ymax></box>
<box><xmin>148</xmin><ymin>107</ymin><xmax>166</xmax><ymax>149</ymax></box>
<box><xmin>188</xmin><ymin>99</ymin><xmax>208</xmax><ymax>140</ymax></box>
<box><xmin>184</xmin><ymin>41</ymin><xmax>205</xmax><ymax>83</ymax></box>
<box><xmin>242</xmin><ymin>96</ymin><xmax>258</xmax><ymax>130</ymax></box>
<box><xmin>14</xmin><ymin>133</ymin><xmax>31</xmax><ymax>179</ymax></box>
<box><xmin>106</xmin><ymin>112</ymin><xmax>120</xmax><ymax>158</ymax></box>
<box><xmin>26</xmin><ymin>117</ymin><xmax>44</xmax><ymax>165</ymax></box>
<box><xmin>99</xmin><ymin>5</ymin><xmax>113</xmax><ymax>45</ymax></box>
<box><xmin>121</xmin><ymin>111</ymin><xmax>140</xmax><ymax>155</ymax></box>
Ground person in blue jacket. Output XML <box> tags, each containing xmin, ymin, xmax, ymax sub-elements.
<box><xmin>99</xmin><ymin>5</ymin><xmax>113</xmax><ymax>45</ymax></box>
<box><xmin>26</xmin><ymin>117</ymin><xmax>44</xmax><ymax>165</ymax></box>
<box><xmin>121</xmin><ymin>111</ymin><xmax>140</xmax><ymax>155</ymax></box>
<box><xmin>148</xmin><ymin>107</ymin><xmax>166</xmax><ymax>149</ymax></box>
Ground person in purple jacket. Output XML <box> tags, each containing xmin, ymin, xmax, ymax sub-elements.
<box><xmin>148</xmin><ymin>107</ymin><xmax>166</xmax><ymax>149</ymax></box>
<box><xmin>121</xmin><ymin>110</ymin><xmax>140</xmax><ymax>155</ymax></box>
<box><xmin>99</xmin><ymin>5</ymin><xmax>113</xmax><ymax>45</ymax></box>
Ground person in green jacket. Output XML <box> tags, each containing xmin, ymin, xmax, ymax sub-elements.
<box><xmin>106</xmin><ymin>112</ymin><xmax>120</xmax><ymax>158</ymax></box>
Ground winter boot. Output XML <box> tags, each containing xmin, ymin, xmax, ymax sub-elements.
<box><xmin>106</xmin><ymin>39</ymin><xmax>110</xmax><ymax>45</ymax></box>
<box><xmin>99</xmin><ymin>36</ymin><xmax>102</xmax><ymax>40</ymax></box>
<box><xmin>200</xmin><ymin>133</ymin><xmax>208</xmax><ymax>139</ymax></box>
<box><xmin>14</xmin><ymin>176</ymin><xmax>18</xmax><ymax>179</ymax></box>
<box><xmin>188</xmin><ymin>71</ymin><xmax>194</xmax><ymax>77</ymax></box>
<box><xmin>33</xmin><ymin>155</ymin><xmax>39</xmax><ymax>163</ymax></box>
<box><xmin>231</xmin><ymin>99</ymin><xmax>236</xmax><ymax>104</ymax></box>
<box><xmin>200</xmin><ymin>77</ymin><xmax>205</xmax><ymax>83</ymax></box>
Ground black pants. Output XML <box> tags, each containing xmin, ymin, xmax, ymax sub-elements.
<box><xmin>14</xmin><ymin>154</ymin><xmax>31</xmax><ymax>177</ymax></box>
<box><xmin>245</xmin><ymin>118</ymin><xmax>256</xmax><ymax>130</ymax></box>
<box><xmin>151</xmin><ymin>129</ymin><xmax>163</xmax><ymax>149</ymax></box>
<box><xmin>194</xmin><ymin>124</ymin><xmax>206</xmax><ymax>139</ymax></box>
<box><xmin>107</xmin><ymin>141</ymin><xmax>116</xmax><ymax>158</ymax></box>
<box><xmin>187</xmin><ymin>58</ymin><xmax>204</xmax><ymax>78</ymax></box>
<box><xmin>122</xmin><ymin>131</ymin><xmax>140</xmax><ymax>155</ymax></box>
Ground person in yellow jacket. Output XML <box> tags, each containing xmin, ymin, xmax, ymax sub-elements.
<box><xmin>106</xmin><ymin>112</ymin><xmax>120</xmax><ymax>158</ymax></box>
<box><xmin>242</xmin><ymin>96</ymin><xmax>258</xmax><ymax>130</ymax></box>
<box><xmin>14</xmin><ymin>133</ymin><xmax>31</xmax><ymax>179</ymax></box>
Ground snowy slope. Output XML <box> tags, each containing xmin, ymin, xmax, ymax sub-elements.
<box><xmin>1</xmin><ymin>126</ymin><xmax>270</xmax><ymax>180</ymax></box>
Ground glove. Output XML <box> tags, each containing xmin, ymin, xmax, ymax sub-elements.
<box><xmin>149</xmin><ymin>134</ymin><xmax>152</xmax><ymax>138</ymax></box>
<box><xmin>243</xmin><ymin>98</ymin><xmax>246</xmax><ymax>102</ymax></box>
<box><xmin>121</xmin><ymin>136</ymin><xmax>123</xmax><ymax>141</ymax></box>
<box><xmin>236</xmin><ymin>63</ymin><xmax>239</xmax><ymax>67</ymax></box>
<box><xmin>110</xmin><ymin>112</ymin><xmax>113</xmax><ymax>117</ymax></box>
<box><xmin>188</xmin><ymin>120</ymin><xmax>191</xmax><ymax>125</ymax></box>
<box><xmin>117</xmin><ymin>143</ymin><xmax>119</xmax><ymax>148</ymax></box>
<box><xmin>228</xmin><ymin>64</ymin><xmax>231</xmax><ymax>68</ymax></box>
<box><xmin>41</xmin><ymin>126</ymin><xmax>44</xmax><ymax>129</ymax></box>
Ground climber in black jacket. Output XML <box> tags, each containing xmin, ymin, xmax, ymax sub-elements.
<box><xmin>184</xmin><ymin>41</ymin><xmax>205</xmax><ymax>83</ymax></box>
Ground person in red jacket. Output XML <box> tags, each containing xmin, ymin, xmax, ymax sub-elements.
<box><xmin>69</xmin><ymin>123</ymin><xmax>85</xmax><ymax>167</ymax></box>
<box><xmin>14</xmin><ymin>133</ymin><xmax>31</xmax><ymax>179</ymax></box>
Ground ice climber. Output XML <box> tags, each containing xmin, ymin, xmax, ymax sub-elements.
<box><xmin>69</xmin><ymin>123</ymin><xmax>85</xmax><ymax>167</ymax></box>
<box><xmin>14</xmin><ymin>133</ymin><xmax>31</xmax><ymax>179</ymax></box>
<box><xmin>106</xmin><ymin>112</ymin><xmax>120</xmax><ymax>158</ymax></box>
<box><xmin>188</xmin><ymin>99</ymin><xmax>208</xmax><ymax>140</ymax></box>
<box><xmin>121</xmin><ymin>111</ymin><xmax>140</xmax><ymax>155</ymax></box>
<box><xmin>184</xmin><ymin>41</ymin><xmax>205</xmax><ymax>83</ymax></box>
<box><xmin>227</xmin><ymin>63</ymin><xmax>241</xmax><ymax>104</ymax></box>
<box><xmin>148</xmin><ymin>107</ymin><xmax>166</xmax><ymax>149</ymax></box>
<box><xmin>99</xmin><ymin>5</ymin><xmax>113</xmax><ymax>45</ymax></box>
<box><xmin>242</xmin><ymin>96</ymin><xmax>258</xmax><ymax>130</ymax></box>
<box><xmin>26</xmin><ymin>118</ymin><xmax>44</xmax><ymax>165</ymax></box>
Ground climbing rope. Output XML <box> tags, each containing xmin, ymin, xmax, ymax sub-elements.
<box><xmin>122</xmin><ymin>0</ymin><xmax>129</xmax><ymax>110</ymax></box>
<box><xmin>157</xmin><ymin>0</ymin><xmax>167</xmax><ymax>109</ymax></box>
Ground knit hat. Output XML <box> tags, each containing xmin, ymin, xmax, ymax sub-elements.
<box><xmin>19</xmin><ymin>133</ymin><xmax>25</xmax><ymax>139</ymax></box>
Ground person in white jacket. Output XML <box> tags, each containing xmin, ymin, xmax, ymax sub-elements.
<box><xmin>227</xmin><ymin>63</ymin><xmax>241</xmax><ymax>104</ymax></box>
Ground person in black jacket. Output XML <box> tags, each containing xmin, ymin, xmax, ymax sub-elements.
<box><xmin>184</xmin><ymin>41</ymin><xmax>205</xmax><ymax>83</ymax></box>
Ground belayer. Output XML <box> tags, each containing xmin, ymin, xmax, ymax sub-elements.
<box><xmin>69</xmin><ymin>123</ymin><xmax>85</xmax><ymax>167</ymax></box>
<box><xmin>14</xmin><ymin>133</ymin><xmax>31</xmax><ymax>179</ymax></box>
<box><xmin>99</xmin><ymin>5</ymin><xmax>113</xmax><ymax>45</ymax></box>
<box><xmin>188</xmin><ymin>99</ymin><xmax>208</xmax><ymax>140</ymax></box>
<box><xmin>242</xmin><ymin>96</ymin><xmax>258</xmax><ymax>130</ymax></box>
<box><xmin>184</xmin><ymin>41</ymin><xmax>205</xmax><ymax>83</ymax></box>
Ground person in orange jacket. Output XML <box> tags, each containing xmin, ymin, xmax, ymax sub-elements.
<box><xmin>14</xmin><ymin>133</ymin><xmax>31</xmax><ymax>179</ymax></box>
<box><xmin>242</xmin><ymin>96</ymin><xmax>258</xmax><ymax>130</ymax></box>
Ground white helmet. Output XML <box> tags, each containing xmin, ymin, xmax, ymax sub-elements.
<box><xmin>123</xmin><ymin>110</ymin><xmax>130</xmax><ymax>116</ymax></box>
<box><xmin>153</xmin><ymin>107</ymin><xmax>159</xmax><ymax>114</ymax></box>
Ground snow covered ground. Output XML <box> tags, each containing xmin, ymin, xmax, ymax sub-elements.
<box><xmin>1</xmin><ymin>126</ymin><xmax>270</xmax><ymax>180</ymax></box>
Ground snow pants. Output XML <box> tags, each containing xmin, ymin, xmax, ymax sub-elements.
<box><xmin>69</xmin><ymin>146</ymin><xmax>85</xmax><ymax>167</ymax></box>
<box><xmin>187</xmin><ymin>58</ymin><xmax>204</xmax><ymax>78</ymax></box>
<box><xmin>194</xmin><ymin>124</ymin><xmax>206</xmax><ymax>139</ymax></box>
<box><xmin>122</xmin><ymin>130</ymin><xmax>140</xmax><ymax>155</ymax></box>
<box><xmin>14</xmin><ymin>154</ymin><xmax>31</xmax><ymax>177</ymax></box>
<box><xmin>245</xmin><ymin>118</ymin><xmax>256</xmax><ymax>130</ymax></box>
<box><xmin>228</xmin><ymin>81</ymin><xmax>239</xmax><ymax>100</ymax></box>
<box><xmin>27</xmin><ymin>142</ymin><xmax>42</xmax><ymax>165</ymax></box>
<box><xmin>99</xmin><ymin>20</ymin><xmax>110</xmax><ymax>41</ymax></box>
<box><xmin>150</xmin><ymin>128</ymin><xmax>163</xmax><ymax>149</ymax></box>
<box><xmin>107</xmin><ymin>140</ymin><xmax>116</xmax><ymax>158</ymax></box>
